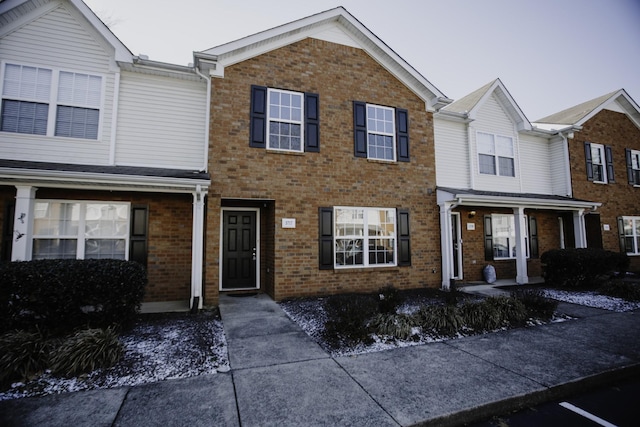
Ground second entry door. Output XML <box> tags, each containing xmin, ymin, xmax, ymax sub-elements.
<box><xmin>222</xmin><ymin>210</ymin><xmax>257</xmax><ymax>290</ymax></box>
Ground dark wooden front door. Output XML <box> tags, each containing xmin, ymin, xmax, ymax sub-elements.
<box><xmin>585</xmin><ymin>213</ymin><xmax>603</xmax><ymax>249</ymax></box>
<box><xmin>222</xmin><ymin>211</ymin><xmax>257</xmax><ymax>290</ymax></box>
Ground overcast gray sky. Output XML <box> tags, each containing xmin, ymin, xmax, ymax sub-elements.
<box><xmin>84</xmin><ymin>0</ymin><xmax>640</xmax><ymax>120</ymax></box>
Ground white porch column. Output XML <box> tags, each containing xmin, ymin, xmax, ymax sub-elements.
<box><xmin>11</xmin><ymin>186</ymin><xmax>37</xmax><ymax>261</ymax></box>
<box><xmin>513</xmin><ymin>206</ymin><xmax>528</xmax><ymax>284</ymax></box>
<box><xmin>190</xmin><ymin>186</ymin><xmax>206</xmax><ymax>310</ymax></box>
<box><xmin>439</xmin><ymin>202</ymin><xmax>453</xmax><ymax>290</ymax></box>
<box><xmin>573</xmin><ymin>209</ymin><xmax>587</xmax><ymax>248</ymax></box>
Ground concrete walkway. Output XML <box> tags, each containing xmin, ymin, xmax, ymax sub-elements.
<box><xmin>1</xmin><ymin>292</ymin><xmax>640</xmax><ymax>426</ymax></box>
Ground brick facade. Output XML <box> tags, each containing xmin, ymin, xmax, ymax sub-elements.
<box><xmin>205</xmin><ymin>38</ymin><xmax>442</xmax><ymax>303</ymax></box>
<box><xmin>568</xmin><ymin>109</ymin><xmax>640</xmax><ymax>271</ymax></box>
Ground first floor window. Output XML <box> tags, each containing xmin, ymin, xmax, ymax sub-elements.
<box><xmin>486</xmin><ymin>214</ymin><xmax>533</xmax><ymax>260</ymax></box>
<box><xmin>334</xmin><ymin>207</ymin><xmax>396</xmax><ymax>267</ymax></box>
<box><xmin>620</xmin><ymin>216</ymin><xmax>640</xmax><ymax>255</ymax></box>
<box><xmin>319</xmin><ymin>206</ymin><xmax>410</xmax><ymax>270</ymax></box>
<box><xmin>32</xmin><ymin>201</ymin><xmax>129</xmax><ymax>260</ymax></box>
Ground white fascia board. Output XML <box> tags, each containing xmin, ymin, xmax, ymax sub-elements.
<box><xmin>0</xmin><ymin>169</ymin><xmax>210</xmax><ymax>193</ymax></box>
<box><xmin>196</xmin><ymin>7</ymin><xmax>449</xmax><ymax>108</ymax></box>
<box><xmin>436</xmin><ymin>189</ymin><xmax>599</xmax><ymax>210</ymax></box>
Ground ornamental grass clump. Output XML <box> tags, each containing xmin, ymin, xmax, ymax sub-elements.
<box><xmin>415</xmin><ymin>304</ymin><xmax>464</xmax><ymax>338</ymax></box>
<box><xmin>322</xmin><ymin>294</ymin><xmax>378</xmax><ymax>349</ymax></box>
<box><xmin>369</xmin><ymin>312</ymin><xmax>415</xmax><ymax>340</ymax></box>
<box><xmin>0</xmin><ymin>329</ymin><xmax>52</xmax><ymax>385</ymax></box>
<box><xmin>599</xmin><ymin>279</ymin><xmax>640</xmax><ymax>302</ymax></box>
<box><xmin>49</xmin><ymin>327</ymin><xmax>123</xmax><ymax>377</ymax></box>
<box><xmin>512</xmin><ymin>288</ymin><xmax>558</xmax><ymax>321</ymax></box>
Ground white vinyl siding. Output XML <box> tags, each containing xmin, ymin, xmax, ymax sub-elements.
<box><xmin>0</xmin><ymin>4</ymin><xmax>114</xmax><ymax>164</ymax></box>
<box><xmin>549</xmin><ymin>138</ymin><xmax>571</xmax><ymax>196</ymax></box>
<box><xmin>472</xmin><ymin>94</ymin><xmax>521</xmax><ymax>192</ymax></box>
<box><xmin>433</xmin><ymin>119</ymin><xmax>470</xmax><ymax>188</ymax></box>
<box><xmin>115</xmin><ymin>71</ymin><xmax>207</xmax><ymax>169</ymax></box>
<box><xmin>519</xmin><ymin>134</ymin><xmax>554</xmax><ymax>194</ymax></box>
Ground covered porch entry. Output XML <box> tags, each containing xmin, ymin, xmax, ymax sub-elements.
<box><xmin>437</xmin><ymin>188</ymin><xmax>600</xmax><ymax>290</ymax></box>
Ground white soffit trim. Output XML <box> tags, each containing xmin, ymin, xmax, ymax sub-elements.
<box><xmin>436</xmin><ymin>189</ymin><xmax>600</xmax><ymax>210</ymax></box>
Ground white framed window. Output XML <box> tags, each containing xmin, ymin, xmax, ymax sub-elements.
<box><xmin>590</xmin><ymin>143</ymin><xmax>607</xmax><ymax>183</ymax></box>
<box><xmin>491</xmin><ymin>214</ymin><xmax>529</xmax><ymax>260</ymax></box>
<box><xmin>1</xmin><ymin>62</ymin><xmax>102</xmax><ymax>140</ymax></box>
<box><xmin>32</xmin><ymin>201</ymin><xmax>129</xmax><ymax>260</ymax></box>
<box><xmin>334</xmin><ymin>207</ymin><xmax>396</xmax><ymax>268</ymax></box>
<box><xmin>621</xmin><ymin>217</ymin><xmax>640</xmax><ymax>255</ymax></box>
<box><xmin>267</xmin><ymin>88</ymin><xmax>303</xmax><ymax>152</ymax></box>
<box><xmin>367</xmin><ymin>104</ymin><xmax>396</xmax><ymax>161</ymax></box>
<box><xmin>630</xmin><ymin>149</ymin><xmax>640</xmax><ymax>185</ymax></box>
<box><xmin>477</xmin><ymin>132</ymin><xmax>515</xmax><ymax>177</ymax></box>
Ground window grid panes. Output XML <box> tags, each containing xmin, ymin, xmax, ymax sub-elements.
<box><xmin>591</xmin><ymin>144</ymin><xmax>606</xmax><ymax>183</ymax></box>
<box><xmin>631</xmin><ymin>150</ymin><xmax>640</xmax><ymax>185</ymax></box>
<box><xmin>267</xmin><ymin>89</ymin><xmax>303</xmax><ymax>152</ymax></box>
<box><xmin>492</xmin><ymin>214</ymin><xmax>529</xmax><ymax>260</ymax></box>
<box><xmin>334</xmin><ymin>207</ymin><xmax>396</xmax><ymax>268</ymax></box>
<box><xmin>1</xmin><ymin>63</ymin><xmax>102</xmax><ymax>140</ymax></box>
<box><xmin>32</xmin><ymin>201</ymin><xmax>129</xmax><ymax>260</ymax></box>
<box><xmin>622</xmin><ymin>217</ymin><xmax>640</xmax><ymax>255</ymax></box>
<box><xmin>477</xmin><ymin>132</ymin><xmax>515</xmax><ymax>177</ymax></box>
<box><xmin>367</xmin><ymin>104</ymin><xmax>395</xmax><ymax>161</ymax></box>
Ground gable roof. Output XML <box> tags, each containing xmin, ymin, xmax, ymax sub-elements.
<box><xmin>440</xmin><ymin>78</ymin><xmax>532</xmax><ymax>131</ymax></box>
<box><xmin>0</xmin><ymin>0</ymin><xmax>133</xmax><ymax>63</ymax></box>
<box><xmin>534</xmin><ymin>89</ymin><xmax>640</xmax><ymax>130</ymax></box>
<box><xmin>194</xmin><ymin>7</ymin><xmax>451</xmax><ymax>111</ymax></box>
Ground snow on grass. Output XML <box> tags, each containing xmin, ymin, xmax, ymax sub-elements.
<box><xmin>542</xmin><ymin>289</ymin><xmax>640</xmax><ymax>312</ymax></box>
<box><xmin>0</xmin><ymin>310</ymin><xmax>229</xmax><ymax>401</ymax></box>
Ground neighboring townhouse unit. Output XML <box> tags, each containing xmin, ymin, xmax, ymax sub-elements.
<box><xmin>434</xmin><ymin>79</ymin><xmax>600</xmax><ymax>287</ymax></box>
<box><xmin>534</xmin><ymin>90</ymin><xmax>640</xmax><ymax>271</ymax></box>
<box><xmin>194</xmin><ymin>7</ymin><xmax>452</xmax><ymax>303</ymax></box>
<box><xmin>0</xmin><ymin>0</ymin><xmax>210</xmax><ymax>309</ymax></box>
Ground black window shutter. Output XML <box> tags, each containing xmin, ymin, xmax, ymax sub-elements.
<box><xmin>319</xmin><ymin>207</ymin><xmax>334</xmax><ymax>269</ymax></box>
<box><xmin>353</xmin><ymin>101</ymin><xmax>367</xmax><ymax>158</ymax></box>
<box><xmin>528</xmin><ymin>216</ymin><xmax>539</xmax><ymax>258</ymax></box>
<box><xmin>304</xmin><ymin>92</ymin><xmax>320</xmax><ymax>152</ymax></box>
<box><xmin>626</xmin><ymin>149</ymin><xmax>635</xmax><ymax>185</ymax></box>
<box><xmin>605</xmin><ymin>145</ymin><xmax>615</xmax><ymax>183</ymax></box>
<box><xmin>584</xmin><ymin>142</ymin><xmax>594</xmax><ymax>181</ymax></box>
<box><xmin>250</xmin><ymin>85</ymin><xmax>267</xmax><ymax>148</ymax></box>
<box><xmin>484</xmin><ymin>215</ymin><xmax>494</xmax><ymax>261</ymax></box>
<box><xmin>130</xmin><ymin>205</ymin><xmax>148</xmax><ymax>268</ymax></box>
<box><xmin>396</xmin><ymin>108</ymin><xmax>410</xmax><ymax>162</ymax></box>
<box><xmin>397</xmin><ymin>209</ymin><xmax>411</xmax><ymax>266</ymax></box>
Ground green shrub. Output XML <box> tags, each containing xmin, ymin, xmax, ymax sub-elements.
<box><xmin>460</xmin><ymin>301</ymin><xmax>502</xmax><ymax>332</ymax></box>
<box><xmin>485</xmin><ymin>296</ymin><xmax>528</xmax><ymax>326</ymax></box>
<box><xmin>322</xmin><ymin>294</ymin><xmax>377</xmax><ymax>349</ymax></box>
<box><xmin>0</xmin><ymin>259</ymin><xmax>146</xmax><ymax>335</ymax></box>
<box><xmin>369</xmin><ymin>312</ymin><xmax>415</xmax><ymax>340</ymax></box>
<box><xmin>599</xmin><ymin>280</ymin><xmax>640</xmax><ymax>301</ymax></box>
<box><xmin>0</xmin><ymin>329</ymin><xmax>52</xmax><ymax>385</ymax></box>
<box><xmin>541</xmin><ymin>248</ymin><xmax>629</xmax><ymax>289</ymax></box>
<box><xmin>415</xmin><ymin>304</ymin><xmax>464</xmax><ymax>337</ymax></box>
<box><xmin>512</xmin><ymin>289</ymin><xmax>558</xmax><ymax>320</ymax></box>
<box><xmin>50</xmin><ymin>328</ymin><xmax>123</xmax><ymax>377</ymax></box>
<box><xmin>377</xmin><ymin>285</ymin><xmax>403</xmax><ymax>314</ymax></box>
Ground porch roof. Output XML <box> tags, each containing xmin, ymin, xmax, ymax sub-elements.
<box><xmin>0</xmin><ymin>159</ymin><xmax>210</xmax><ymax>194</ymax></box>
<box><xmin>436</xmin><ymin>187</ymin><xmax>600</xmax><ymax>211</ymax></box>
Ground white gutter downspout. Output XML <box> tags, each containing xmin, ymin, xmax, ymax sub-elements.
<box><xmin>108</xmin><ymin>71</ymin><xmax>121</xmax><ymax>165</ymax></box>
<box><xmin>191</xmin><ymin>185</ymin><xmax>206</xmax><ymax>310</ymax></box>
<box><xmin>195</xmin><ymin>65</ymin><xmax>211</xmax><ymax>173</ymax></box>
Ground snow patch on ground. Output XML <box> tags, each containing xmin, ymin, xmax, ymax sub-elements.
<box><xmin>0</xmin><ymin>310</ymin><xmax>229</xmax><ymax>401</ymax></box>
<box><xmin>543</xmin><ymin>289</ymin><xmax>640</xmax><ymax>312</ymax></box>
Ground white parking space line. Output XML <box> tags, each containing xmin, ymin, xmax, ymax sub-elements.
<box><xmin>559</xmin><ymin>402</ymin><xmax>618</xmax><ymax>427</ymax></box>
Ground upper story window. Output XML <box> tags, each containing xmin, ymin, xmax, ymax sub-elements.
<box><xmin>585</xmin><ymin>142</ymin><xmax>615</xmax><ymax>184</ymax></box>
<box><xmin>626</xmin><ymin>149</ymin><xmax>640</xmax><ymax>186</ymax></box>
<box><xmin>620</xmin><ymin>216</ymin><xmax>640</xmax><ymax>255</ymax></box>
<box><xmin>1</xmin><ymin>63</ymin><xmax>102</xmax><ymax>140</ymax></box>
<box><xmin>477</xmin><ymin>132</ymin><xmax>515</xmax><ymax>177</ymax></box>
<box><xmin>250</xmin><ymin>85</ymin><xmax>319</xmax><ymax>152</ymax></box>
<box><xmin>353</xmin><ymin>101</ymin><xmax>409</xmax><ymax>162</ymax></box>
<box><xmin>32</xmin><ymin>201</ymin><xmax>129</xmax><ymax>260</ymax></box>
<box><xmin>268</xmin><ymin>88</ymin><xmax>303</xmax><ymax>152</ymax></box>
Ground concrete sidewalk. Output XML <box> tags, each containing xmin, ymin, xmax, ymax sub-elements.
<box><xmin>1</xmin><ymin>293</ymin><xmax>640</xmax><ymax>426</ymax></box>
